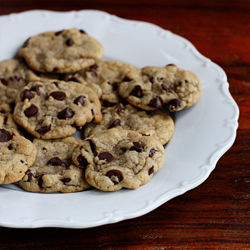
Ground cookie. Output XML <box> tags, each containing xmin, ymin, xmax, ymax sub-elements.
<box><xmin>0</xmin><ymin>59</ymin><xmax>39</xmax><ymax>104</ymax></box>
<box><xmin>72</xmin><ymin>128</ymin><xmax>165</xmax><ymax>191</ymax></box>
<box><xmin>118</xmin><ymin>64</ymin><xmax>202</xmax><ymax>111</ymax></box>
<box><xmin>84</xmin><ymin>103</ymin><xmax>175</xmax><ymax>145</ymax></box>
<box><xmin>13</xmin><ymin>79</ymin><xmax>102</xmax><ymax>139</ymax></box>
<box><xmin>0</xmin><ymin>128</ymin><xmax>37</xmax><ymax>185</ymax></box>
<box><xmin>18</xmin><ymin>137</ymin><xmax>90</xmax><ymax>193</ymax></box>
<box><xmin>65</xmin><ymin>61</ymin><xmax>137</xmax><ymax>104</ymax></box>
<box><xmin>18</xmin><ymin>28</ymin><xmax>104</xmax><ymax>73</ymax></box>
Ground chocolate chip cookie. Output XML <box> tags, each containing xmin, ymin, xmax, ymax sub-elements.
<box><xmin>18</xmin><ymin>137</ymin><xmax>90</xmax><ymax>193</ymax></box>
<box><xmin>13</xmin><ymin>79</ymin><xmax>102</xmax><ymax>139</ymax></box>
<box><xmin>0</xmin><ymin>59</ymin><xmax>39</xmax><ymax>104</ymax></box>
<box><xmin>118</xmin><ymin>64</ymin><xmax>202</xmax><ymax>111</ymax></box>
<box><xmin>18</xmin><ymin>28</ymin><xmax>105</xmax><ymax>73</ymax></box>
<box><xmin>0</xmin><ymin>127</ymin><xmax>37</xmax><ymax>184</ymax></box>
<box><xmin>65</xmin><ymin>61</ymin><xmax>137</xmax><ymax>104</ymax></box>
<box><xmin>72</xmin><ymin>128</ymin><xmax>165</xmax><ymax>191</ymax></box>
<box><xmin>84</xmin><ymin>103</ymin><xmax>175</xmax><ymax>145</ymax></box>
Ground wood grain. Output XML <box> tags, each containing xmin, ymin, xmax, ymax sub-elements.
<box><xmin>0</xmin><ymin>0</ymin><xmax>249</xmax><ymax>249</ymax></box>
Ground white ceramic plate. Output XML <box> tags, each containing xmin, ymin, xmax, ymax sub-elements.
<box><xmin>0</xmin><ymin>10</ymin><xmax>239</xmax><ymax>228</ymax></box>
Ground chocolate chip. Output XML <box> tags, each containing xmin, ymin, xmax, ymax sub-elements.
<box><xmin>36</xmin><ymin>124</ymin><xmax>51</xmax><ymax>134</ymax></box>
<box><xmin>149</xmin><ymin>149</ymin><xmax>156</xmax><ymax>158</ymax></box>
<box><xmin>130</xmin><ymin>85</ymin><xmax>142</xmax><ymax>97</ymax></box>
<box><xmin>109</xmin><ymin>119</ymin><xmax>121</xmax><ymax>129</ymax></box>
<box><xmin>68</xmin><ymin>77</ymin><xmax>81</xmax><ymax>83</ymax></box>
<box><xmin>55</xmin><ymin>30</ymin><xmax>64</xmax><ymax>36</ymax></box>
<box><xmin>0</xmin><ymin>78</ymin><xmax>8</xmax><ymax>86</ymax></box>
<box><xmin>116</xmin><ymin>103</ymin><xmax>125</xmax><ymax>114</ymax></box>
<box><xmin>20</xmin><ymin>160</ymin><xmax>24</xmax><ymax>164</ymax></box>
<box><xmin>0</xmin><ymin>129</ymin><xmax>12</xmax><ymax>142</ymax></box>
<box><xmin>148</xmin><ymin>96</ymin><xmax>163</xmax><ymax>108</ymax></box>
<box><xmin>74</xmin><ymin>96</ymin><xmax>85</xmax><ymax>106</ymax></box>
<box><xmin>48</xmin><ymin>157</ymin><xmax>67</xmax><ymax>167</ymax></box>
<box><xmin>38</xmin><ymin>174</ymin><xmax>45</xmax><ymax>188</ymax></box>
<box><xmin>25</xmin><ymin>169</ymin><xmax>34</xmax><ymax>182</ymax></box>
<box><xmin>86</xmin><ymin>139</ymin><xmax>96</xmax><ymax>152</ymax></box>
<box><xmin>24</xmin><ymin>105</ymin><xmax>38</xmax><ymax>118</ymax></box>
<box><xmin>77</xmin><ymin>155</ymin><xmax>88</xmax><ymax>168</ymax></box>
<box><xmin>49</xmin><ymin>91</ymin><xmax>66</xmax><ymax>101</ymax></box>
<box><xmin>106</xmin><ymin>170</ymin><xmax>123</xmax><ymax>184</ymax></box>
<box><xmin>166</xmin><ymin>64</ymin><xmax>176</xmax><ymax>67</ymax></box>
<box><xmin>148</xmin><ymin>166</ymin><xmax>154</xmax><ymax>175</ymax></box>
<box><xmin>61</xmin><ymin>178</ymin><xmax>71</xmax><ymax>184</ymax></box>
<box><xmin>169</xmin><ymin>99</ymin><xmax>182</xmax><ymax>111</ymax></box>
<box><xmin>30</xmin><ymin>85</ymin><xmax>41</xmax><ymax>96</ymax></box>
<box><xmin>98</xmin><ymin>152</ymin><xmax>113</xmax><ymax>163</ymax></box>
<box><xmin>57</xmin><ymin>107</ymin><xmax>74</xmax><ymax>119</ymax></box>
<box><xmin>79</xmin><ymin>29</ymin><xmax>87</xmax><ymax>34</ymax></box>
<box><xmin>66</xmin><ymin>38</ymin><xmax>73</xmax><ymax>46</ymax></box>
<box><xmin>185</xmin><ymin>80</ymin><xmax>189</xmax><ymax>83</ymax></box>
<box><xmin>90</xmin><ymin>64</ymin><xmax>98</xmax><ymax>70</ymax></box>
<box><xmin>161</xmin><ymin>84</ymin><xmax>173</xmax><ymax>93</ymax></box>
<box><xmin>22</xmin><ymin>38</ymin><xmax>30</xmax><ymax>48</ymax></box>
<box><xmin>8</xmin><ymin>144</ymin><xmax>12</xmax><ymax>150</ymax></box>
<box><xmin>130</xmin><ymin>142</ymin><xmax>144</xmax><ymax>152</ymax></box>
<box><xmin>123</xmin><ymin>76</ymin><xmax>131</xmax><ymax>82</ymax></box>
<box><xmin>22</xmin><ymin>89</ymin><xmax>34</xmax><ymax>101</ymax></box>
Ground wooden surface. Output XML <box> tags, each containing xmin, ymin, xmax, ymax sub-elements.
<box><xmin>0</xmin><ymin>0</ymin><xmax>249</xmax><ymax>249</ymax></box>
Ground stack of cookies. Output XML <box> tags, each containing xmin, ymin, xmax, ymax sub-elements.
<box><xmin>0</xmin><ymin>28</ymin><xmax>202</xmax><ymax>193</ymax></box>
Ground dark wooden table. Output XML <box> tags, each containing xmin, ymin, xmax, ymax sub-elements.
<box><xmin>0</xmin><ymin>0</ymin><xmax>249</xmax><ymax>249</ymax></box>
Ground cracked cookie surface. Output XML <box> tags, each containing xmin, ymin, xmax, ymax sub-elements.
<box><xmin>18</xmin><ymin>137</ymin><xmax>90</xmax><ymax>193</ymax></box>
<box><xmin>13</xmin><ymin>79</ymin><xmax>102</xmax><ymax>139</ymax></box>
<box><xmin>72</xmin><ymin>128</ymin><xmax>165</xmax><ymax>191</ymax></box>
<box><xmin>18</xmin><ymin>28</ymin><xmax>104</xmax><ymax>73</ymax></box>
<box><xmin>84</xmin><ymin>103</ymin><xmax>175</xmax><ymax>145</ymax></box>
<box><xmin>118</xmin><ymin>64</ymin><xmax>202</xmax><ymax>111</ymax></box>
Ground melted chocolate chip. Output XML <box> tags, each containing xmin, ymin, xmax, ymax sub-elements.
<box><xmin>0</xmin><ymin>78</ymin><xmax>8</xmax><ymax>86</ymax></box>
<box><xmin>61</xmin><ymin>178</ymin><xmax>71</xmax><ymax>184</ymax></box>
<box><xmin>24</xmin><ymin>105</ymin><xmax>38</xmax><ymax>118</ymax></box>
<box><xmin>79</xmin><ymin>29</ymin><xmax>86</xmax><ymax>34</ymax></box>
<box><xmin>161</xmin><ymin>84</ymin><xmax>173</xmax><ymax>93</ymax></box>
<box><xmin>48</xmin><ymin>157</ymin><xmax>67</xmax><ymax>167</ymax></box>
<box><xmin>36</xmin><ymin>124</ymin><xmax>51</xmax><ymax>134</ymax></box>
<box><xmin>98</xmin><ymin>152</ymin><xmax>113</xmax><ymax>163</ymax></box>
<box><xmin>130</xmin><ymin>142</ymin><xmax>144</xmax><ymax>152</ymax></box>
<box><xmin>66</xmin><ymin>38</ymin><xmax>73</xmax><ymax>46</ymax></box>
<box><xmin>106</xmin><ymin>170</ymin><xmax>123</xmax><ymax>184</ymax></box>
<box><xmin>22</xmin><ymin>89</ymin><xmax>34</xmax><ymax>101</ymax></box>
<box><xmin>109</xmin><ymin>119</ymin><xmax>121</xmax><ymax>129</ymax></box>
<box><xmin>77</xmin><ymin>155</ymin><xmax>88</xmax><ymax>168</ymax></box>
<box><xmin>169</xmin><ymin>99</ymin><xmax>182</xmax><ymax>110</ymax></box>
<box><xmin>0</xmin><ymin>129</ymin><xmax>12</xmax><ymax>142</ymax></box>
<box><xmin>55</xmin><ymin>30</ymin><xmax>64</xmax><ymax>36</ymax></box>
<box><xmin>38</xmin><ymin>174</ymin><xmax>45</xmax><ymax>188</ymax></box>
<box><xmin>49</xmin><ymin>91</ymin><xmax>66</xmax><ymax>101</ymax></box>
<box><xmin>123</xmin><ymin>76</ymin><xmax>131</xmax><ymax>82</ymax></box>
<box><xmin>25</xmin><ymin>169</ymin><xmax>34</xmax><ymax>182</ymax></box>
<box><xmin>130</xmin><ymin>85</ymin><xmax>142</xmax><ymax>97</ymax></box>
<box><xmin>57</xmin><ymin>107</ymin><xmax>74</xmax><ymax>119</ymax></box>
<box><xmin>148</xmin><ymin>166</ymin><xmax>154</xmax><ymax>175</ymax></box>
<box><xmin>30</xmin><ymin>85</ymin><xmax>41</xmax><ymax>96</ymax></box>
<box><xmin>22</xmin><ymin>38</ymin><xmax>30</xmax><ymax>48</ymax></box>
<box><xmin>148</xmin><ymin>96</ymin><xmax>163</xmax><ymax>108</ymax></box>
<box><xmin>74</xmin><ymin>96</ymin><xmax>85</xmax><ymax>106</ymax></box>
<box><xmin>86</xmin><ymin>139</ymin><xmax>96</xmax><ymax>152</ymax></box>
<box><xmin>116</xmin><ymin>103</ymin><xmax>125</xmax><ymax>114</ymax></box>
<box><xmin>149</xmin><ymin>149</ymin><xmax>156</xmax><ymax>158</ymax></box>
<box><xmin>68</xmin><ymin>77</ymin><xmax>81</xmax><ymax>83</ymax></box>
